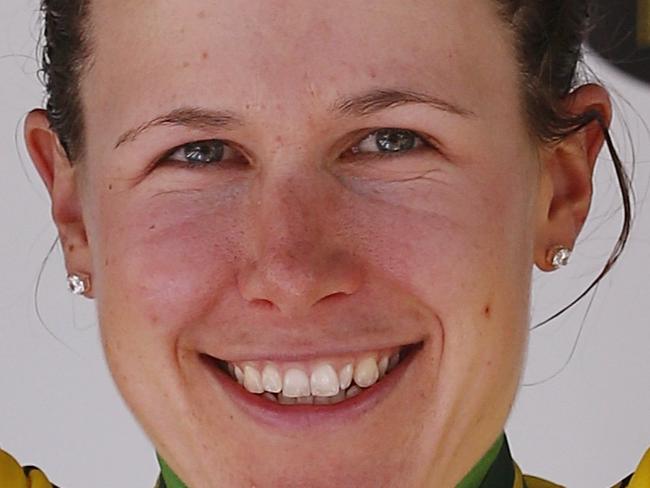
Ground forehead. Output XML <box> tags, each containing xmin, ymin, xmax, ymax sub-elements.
<box><xmin>85</xmin><ymin>0</ymin><xmax>517</xmax><ymax>136</ymax></box>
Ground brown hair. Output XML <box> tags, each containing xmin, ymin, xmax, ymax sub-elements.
<box><xmin>39</xmin><ymin>0</ymin><xmax>92</xmax><ymax>162</ymax></box>
<box><xmin>38</xmin><ymin>0</ymin><xmax>634</xmax><ymax>324</ymax></box>
<box><xmin>494</xmin><ymin>0</ymin><xmax>634</xmax><ymax>326</ymax></box>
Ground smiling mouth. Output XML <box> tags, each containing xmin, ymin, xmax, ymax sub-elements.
<box><xmin>201</xmin><ymin>342</ymin><xmax>422</xmax><ymax>406</ymax></box>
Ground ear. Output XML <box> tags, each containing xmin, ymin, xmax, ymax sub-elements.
<box><xmin>534</xmin><ymin>84</ymin><xmax>612</xmax><ymax>272</ymax></box>
<box><xmin>25</xmin><ymin>109</ymin><xmax>94</xmax><ymax>298</ymax></box>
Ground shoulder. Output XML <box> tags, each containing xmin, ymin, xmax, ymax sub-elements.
<box><xmin>514</xmin><ymin>463</ymin><xmax>564</xmax><ymax>488</ymax></box>
<box><xmin>0</xmin><ymin>449</ymin><xmax>57</xmax><ymax>488</ymax></box>
<box><xmin>515</xmin><ymin>447</ymin><xmax>650</xmax><ymax>488</ymax></box>
<box><xmin>610</xmin><ymin>447</ymin><xmax>650</xmax><ymax>488</ymax></box>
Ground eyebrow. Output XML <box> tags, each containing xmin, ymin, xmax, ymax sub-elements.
<box><xmin>114</xmin><ymin>107</ymin><xmax>242</xmax><ymax>149</ymax></box>
<box><xmin>114</xmin><ymin>88</ymin><xmax>473</xmax><ymax>149</ymax></box>
<box><xmin>332</xmin><ymin>88</ymin><xmax>476</xmax><ymax>118</ymax></box>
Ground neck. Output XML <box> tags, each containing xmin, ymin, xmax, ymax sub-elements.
<box><xmin>158</xmin><ymin>433</ymin><xmax>511</xmax><ymax>488</ymax></box>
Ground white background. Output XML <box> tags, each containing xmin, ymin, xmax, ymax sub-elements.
<box><xmin>1</xmin><ymin>2</ymin><xmax>649</xmax><ymax>487</ymax></box>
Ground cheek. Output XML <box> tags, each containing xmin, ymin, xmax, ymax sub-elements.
<box><xmin>89</xmin><ymin>152</ymin><xmax>535</xmax><ymax>349</ymax></box>
<box><xmin>361</xmin><ymin>160</ymin><xmax>534</xmax><ymax>383</ymax></box>
<box><xmin>356</xmin><ymin>167</ymin><xmax>534</xmax><ymax>309</ymax></box>
<box><xmin>95</xmin><ymin>190</ymin><xmax>247</xmax><ymax>333</ymax></box>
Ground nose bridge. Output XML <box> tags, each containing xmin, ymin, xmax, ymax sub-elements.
<box><xmin>261</xmin><ymin>171</ymin><xmax>322</xmax><ymax>248</ymax></box>
<box><xmin>238</xmin><ymin>168</ymin><xmax>362</xmax><ymax>317</ymax></box>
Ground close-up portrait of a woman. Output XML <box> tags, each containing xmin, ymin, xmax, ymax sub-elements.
<box><xmin>1</xmin><ymin>0</ymin><xmax>649</xmax><ymax>487</ymax></box>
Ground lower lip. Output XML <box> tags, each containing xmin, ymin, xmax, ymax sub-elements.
<box><xmin>200</xmin><ymin>347</ymin><xmax>420</xmax><ymax>431</ymax></box>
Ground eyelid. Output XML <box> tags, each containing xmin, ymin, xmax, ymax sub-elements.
<box><xmin>349</xmin><ymin>128</ymin><xmax>441</xmax><ymax>156</ymax></box>
<box><xmin>156</xmin><ymin>138</ymin><xmax>241</xmax><ymax>166</ymax></box>
<box><xmin>151</xmin><ymin>128</ymin><xmax>443</xmax><ymax>170</ymax></box>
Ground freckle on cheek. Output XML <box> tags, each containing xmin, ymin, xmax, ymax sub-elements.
<box><xmin>201</xmin><ymin>51</ymin><xmax>209</xmax><ymax>60</ymax></box>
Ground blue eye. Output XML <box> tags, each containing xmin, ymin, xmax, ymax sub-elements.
<box><xmin>165</xmin><ymin>139</ymin><xmax>236</xmax><ymax>166</ymax></box>
<box><xmin>354</xmin><ymin>129</ymin><xmax>424</xmax><ymax>155</ymax></box>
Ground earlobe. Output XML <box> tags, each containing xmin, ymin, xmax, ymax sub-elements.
<box><xmin>24</xmin><ymin>109</ymin><xmax>95</xmax><ymax>298</ymax></box>
<box><xmin>533</xmin><ymin>84</ymin><xmax>612</xmax><ymax>272</ymax></box>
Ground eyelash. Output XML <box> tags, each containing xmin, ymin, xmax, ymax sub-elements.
<box><xmin>157</xmin><ymin>128</ymin><xmax>436</xmax><ymax>168</ymax></box>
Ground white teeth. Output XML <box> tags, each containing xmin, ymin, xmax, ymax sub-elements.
<box><xmin>283</xmin><ymin>368</ymin><xmax>311</xmax><ymax>398</ymax></box>
<box><xmin>315</xmin><ymin>389</ymin><xmax>347</xmax><ymax>405</ymax></box>
<box><xmin>234</xmin><ymin>366</ymin><xmax>245</xmax><ymax>385</ymax></box>
<box><xmin>262</xmin><ymin>364</ymin><xmax>283</xmax><ymax>393</ymax></box>
<box><xmin>339</xmin><ymin>364</ymin><xmax>353</xmax><ymax>390</ymax></box>
<box><xmin>354</xmin><ymin>357</ymin><xmax>379</xmax><ymax>388</ymax></box>
<box><xmin>227</xmin><ymin>347</ymin><xmax>407</xmax><ymax>403</ymax></box>
<box><xmin>310</xmin><ymin>364</ymin><xmax>340</xmax><ymax>397</ymax></box>
<box><xmin>378</xmin><ymin>356</ymin><xmax>389</xmax><ymax>377</ymax></box>
<box><xmin>243</xmin><ymin>365</ymin><xmax>264</xmax><ymax>394</ymax></box>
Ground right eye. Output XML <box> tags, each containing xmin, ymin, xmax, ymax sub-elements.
<box><xmin>162</xmin><ymin>139</ymin><xmax>238</xmax><ymax>167</ymax></box>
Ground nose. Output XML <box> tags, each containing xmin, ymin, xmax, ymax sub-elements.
<box><xmin>237</xmin><ymin>171</ymin><xmax>363</xmax><ymax>317</ymax></box>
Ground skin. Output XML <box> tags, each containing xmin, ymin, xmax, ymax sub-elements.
<box><xmin>25</xmin><ymin>0</ymin><xmax>610</xmax><ymax>486</ymax></box>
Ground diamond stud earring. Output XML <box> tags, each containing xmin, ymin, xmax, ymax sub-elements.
<box><xmin>67</xmin><ymin>273</ymin><xmax>91</xmax><ymax>296</ymax></box>
<box><xmin>547</xmin><ymin>246</ymin><xmax>572</xmax><ymax>270</ymax></box>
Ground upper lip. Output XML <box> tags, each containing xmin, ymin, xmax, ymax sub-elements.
<box><xmin>197</xmin><ymin>338</ymin><xmax>426</xmax><ymax>363</ymax></box>
<box><xmin>185</xmin><ymin>307</ymin><xmax>433</xmax><ymax>362</ymax></box>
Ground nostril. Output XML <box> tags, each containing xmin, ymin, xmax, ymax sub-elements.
<box><xmin>237</xmin><ymin>249</ymin><xmax>363</xmax><ymax>316</ymax></box>
<box><xmin>319</xmin><ymin>291</ymin><xmax>351</xmax><ymax>306</ymax></box>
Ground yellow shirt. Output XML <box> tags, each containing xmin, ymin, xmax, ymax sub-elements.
<box><xmin>0</xmin><ymin>450</ymin><xmax>56</xmax><ymax>488</ymax></box>
<box><xmin>2</xmin><ymin>446</ymin><xmax>650</xmax><ymax>487</ymax></box>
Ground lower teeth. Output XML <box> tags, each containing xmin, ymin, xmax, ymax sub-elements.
<box><xmin>270</xmin><ymin>387</ymin><xmax>352</xmax><ymax>405</ymax></box>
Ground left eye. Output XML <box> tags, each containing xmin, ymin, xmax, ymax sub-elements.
<box><xmin>353</xmin><ymin>129</ymin><xmax>425</xmax><ymax>155</ymax></box>
<box><xmin>164</xmin><ymin>139</ymin><xmax>237</xmax><ymax>166</ymax></box>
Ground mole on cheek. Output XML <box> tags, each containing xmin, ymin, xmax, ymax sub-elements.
<box><xmin>201</xmin><ymin>51</ymin><xmax>209</xmax><ymax>61</ymax></box>
<box><xmin>483</xmin><ymin>304</ymin><xmax>492</xmax><ymax>319</ymax></box>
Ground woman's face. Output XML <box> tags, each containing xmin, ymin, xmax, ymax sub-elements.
<box><xmin>62</xmin><ymin>0</ymin><xmax>541</xmax><ymax>485</ymax></box>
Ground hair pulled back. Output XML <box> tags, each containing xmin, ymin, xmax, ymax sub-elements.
<box><xmin>38</xmin><ymin>0</ymin><xmax>634</xmax><ymax>323</ymax></box>
<box><xmin>40</xmin><ymin>0</ymin><xmax>91</xmax><ymax>162</ymax></box>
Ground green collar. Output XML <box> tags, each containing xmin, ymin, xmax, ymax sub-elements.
<box><xmin>457</xmin><ymin>435</ymin><xmax>505</xmax><ymax>488</ymax></box>
<box><xmin>157</xmin><ymin>455</ymin><xmax>188</xmax><ymax>488</ymax></box>
<box><xmin>157</xmin><ymin>434</ymin><xmax>514</xmax><ymax>488</ymax></box>
<box><xmin>478</xmin><ymin>435</ymin><xmax>515</xmax><ymax>487</ymax></box>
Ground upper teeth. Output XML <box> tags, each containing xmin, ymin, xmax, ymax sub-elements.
<box><xmin>228</xmin><ymin>350</ymin><xmax>402</xmax><ymax>399</ymax></box>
